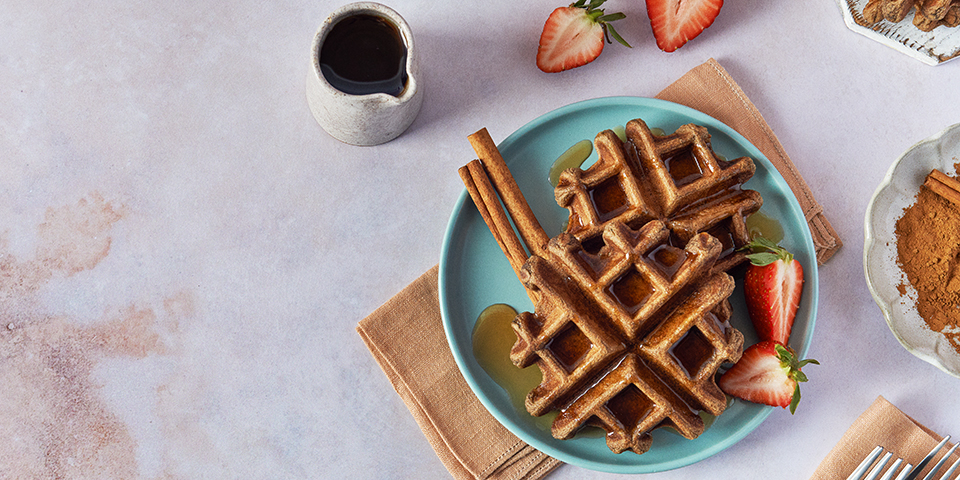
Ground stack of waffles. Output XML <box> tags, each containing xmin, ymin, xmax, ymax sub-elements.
<box><xmin>458</xmin><ymin>118</ymin><xmax>762</xmax><ymax>454</ymax></box>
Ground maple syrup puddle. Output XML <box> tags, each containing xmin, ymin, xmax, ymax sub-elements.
<box><xmin>549</xmin><ymin>139</ymin><xmax>593</xmax><ymax>187</ymax></box>
<box><xmin>746</xmin><ymin>209</ymin><xmax>784</xmax><ymax>244</ymax></box>
<box><xmin>472</xmin><ymin>304</ymin><xmax>555</xmax><ymax>431</ymax></box>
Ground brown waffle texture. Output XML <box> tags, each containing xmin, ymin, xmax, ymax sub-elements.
<box><xmin>459</xmin><ymin>119</ymin><xmax>758</xmax><ymax>455</ymax></box>
<box><xmin>512</xmin><ymin>222</ymin><xmax>744</xmax><ymax>454</ymax></box>
<box><xmin>555</xmin><ymin>118</ymin><xmax>762</xmax><ymax>274</ymax></box>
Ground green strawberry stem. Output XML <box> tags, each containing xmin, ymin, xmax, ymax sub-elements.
<box><xmin>572</xmin><ymin>0</ymin><xmax>632</xmax><ymax>48</ymax></box>
<box><xmin>775</xmin><ymin>344</ymin><xmax>819</xmax><ymax>414</ymax></box>
<box><xmin>742</xmin><ymin>236</ymin><xmax>793</xmax><ymax>266</ymax></box>
<box><xmin>602</xmin><ymin>19</ymin><xmax>630</xmax><ymax>47</ymax></box>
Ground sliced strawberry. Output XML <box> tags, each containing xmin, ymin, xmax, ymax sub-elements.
<box><xmin>718</xmin><ymin>341</ymin><xmax>818</xmax><ymax>414</ymax></box>
<box><xmin>645</xmin><ymin>0</ymin><xmax>723</xmax><ymax>52</ymax></box>
<box><xmin>537</xmin><ymin>0</ymin><xmax>630</xmax><ymax>73</ymax></box>
<box><xmin>742</xmin><ymin>237</ymin><xmax>804</xmax><ymax>345</ymax></box>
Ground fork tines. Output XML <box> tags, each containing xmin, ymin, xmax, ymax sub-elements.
<box><xmin>847</xmin><ymin>436</ymin><xmax>960</xmax><ymax>480</ymax></box>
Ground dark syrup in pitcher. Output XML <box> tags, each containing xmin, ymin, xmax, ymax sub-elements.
<box><xmin>319</xmin><ymin>14</ymin><xmax>408</xmax><ymax>97</ymax></box>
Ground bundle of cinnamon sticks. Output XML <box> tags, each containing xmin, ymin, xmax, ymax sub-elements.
<box><xmin>458</xmin><ymin>128</ymin><xmax>549</xmax><ymax>301</ymax></box>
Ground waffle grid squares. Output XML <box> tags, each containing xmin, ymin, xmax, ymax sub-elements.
<box><xmin>461</xmin><ymin>120</ymin><xmax>759</xmax><ymax>455</ymax></box>
<box><xmin>556</xmin><ymin>118</ymin><xmax>762</xmax><ymax>273</ymax></box>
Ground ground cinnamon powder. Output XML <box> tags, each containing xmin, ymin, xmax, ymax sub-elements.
<box><xmin>895</xmin><ymin>171</ymin><xmax>960</xmax><ymax>355</ymax></box>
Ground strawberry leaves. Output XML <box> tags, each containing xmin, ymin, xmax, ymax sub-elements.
<box><xmin>718</xmin><ymin>341</ymin><xmax>819</xmax><ymax>414</ymax></box>
<box><xmin>571</xmin><ymin>0</ymin><xmax>631</xmax><ymax>47</ymax></box>
<box><xmin>775</xmin><ymin>344</ymin><xmax>819</xmax><ymax>414</ymax></box>
<box><xmin>743</xmin><ymin>236</ymin><xmax>794</xmax><ymax>266</ymax></box>
<box><xmin>582</xmin><ymin>0</ymin><xmax>631</xmax><ymax>48</ymax></box>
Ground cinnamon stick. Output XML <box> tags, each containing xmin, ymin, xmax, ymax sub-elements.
<box><xmin>458</xmin><ymin>161</ymin><xmax>529</xmax><ymax>277</ymax></box>
<box><xmin>923</xmin><ymin>169</ymin><xmax>960</xmax><ymax>207</ymax></box>
<box><xmin>467</xmin><ymin>128</ymin><xmax>549</xmax><ymax>259</ymax></box>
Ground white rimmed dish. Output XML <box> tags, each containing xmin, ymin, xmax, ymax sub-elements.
<box><xmin>864</xmin><ymin>122</ymin><xmax>960</xmax><ymax>377</ymax></box>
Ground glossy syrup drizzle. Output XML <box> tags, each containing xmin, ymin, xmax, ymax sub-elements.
<box><xmin>745</xmin><ymin>209</ymin><xmax>784</xmax><ymax>244</ymax></box>
<box><xmin>472</xmin><ymin>304</ymin><xmax>556</xmax><ymax>431</ymax></box>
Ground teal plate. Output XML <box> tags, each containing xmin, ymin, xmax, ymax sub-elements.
<box><xmin>438</xmin><ymin>97</ymin><xmax>818</xmax><ymax>474</ymax></box>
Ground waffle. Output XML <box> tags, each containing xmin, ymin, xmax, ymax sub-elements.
<box><xmin>458</xmin><ymin>122</ymin><xmax>751</xmax><ymax>455</ymax></box>
<box><xmin>512</xmin><ymin>221</ymin><xmax>744</xmax><ymax>454</ymax></box>
<box><xmin>555</xmin><ymin>118</ymin><xmax>762</xmax><ymax>274</ymax></box>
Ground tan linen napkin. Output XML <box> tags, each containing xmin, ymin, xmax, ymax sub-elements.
<box><xmin>811</xmin><ymin>396</ymin><xmax>959</xmax><ymax>479</ymax></box>
<box><xmin>357</xmin><ymin>58</ymin><xmax>843</xmax><ymax>480</ymax></box>
<box><xmin>358</xmin><ymin>266</ymin><xmax>561</xmax><ymax>480</ymax></box>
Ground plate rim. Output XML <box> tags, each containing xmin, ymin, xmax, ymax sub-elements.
<box><xmin>863</xmin><ymin>121</ymin><xmax>960</xmax><ymax>378</ymax></box>
<box><xmin>438</xmin><ymin>95</ymin><xmax>819</xmax><ymax>473</ymax></box>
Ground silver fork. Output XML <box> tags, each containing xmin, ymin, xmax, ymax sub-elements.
<box><xmin>847</xmin><ymin>436</ymin><xmax>960</xmax><ymax>480</ymax></box>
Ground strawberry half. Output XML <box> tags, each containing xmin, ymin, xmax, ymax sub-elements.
<box><xmin>718</xmin><ymin>341</ymin><xmax>818</xmax><ymax>414</ymax></box>
<box><xmin>742</xmin><ymin>237</ymin><xmax>804</xmax><ymax>345</ymax></box>
<box><xmin>537</xmin><ymin>0</ymin><xmax>631</xmax><ymax>73</ymax></box>
<box><xmin>645</xmin><ymin>0</ymin><xmax>723</xmax><ymax>52</ymax></box>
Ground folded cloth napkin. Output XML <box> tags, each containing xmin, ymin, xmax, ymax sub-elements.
<box><xmin>811</xmin><ymin>396</ymin><xmax>959</xmax><ymax>479</ymax></box>
<box><xmin>358</xmin><ymin>266</ymin><xmax>560</xmax><ymax>479</ymax></box>
<box><xmin>357</xmin><ymin>57</ymin><xmax>842</xmax><ymax>480</ymax></box>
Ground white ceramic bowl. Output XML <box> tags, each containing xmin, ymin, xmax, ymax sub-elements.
<box><xmin>864</xmin><ymin>123</ymin><xmax>960</xmax><ymax>377</ymax></box>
